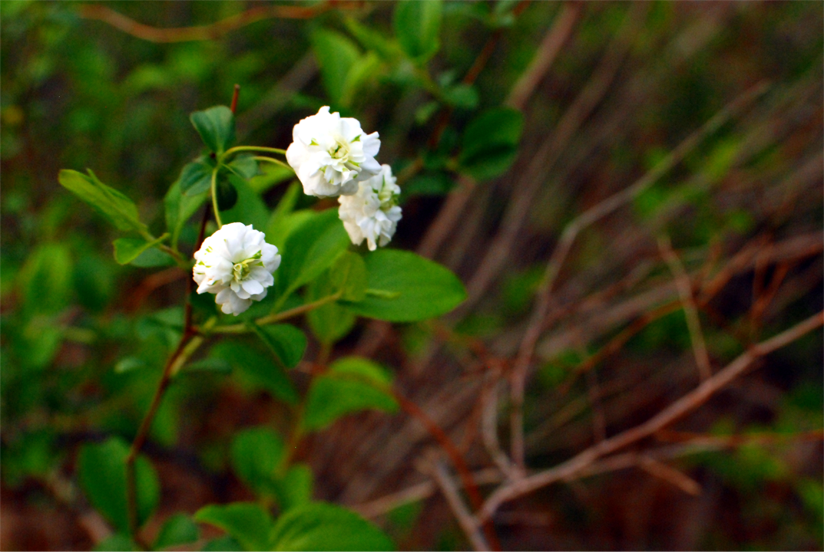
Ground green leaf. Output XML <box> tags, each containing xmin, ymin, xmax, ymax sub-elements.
<box><xmin>230</xmin><ymin>426</ymin><xmax>285</xmax><ymax>495</ymax></box>
<box><xmin>19</xmin><ymin>242</ymin><xmax>72</xmax><ymax>315</ymax></box>
<box><xmin>303</xmin><ymin>357</ymin><xmax>398</xmax><ymax>431</ymax></box>
<box><xmin>216</xmin><ymin>179</ymin><xmax>238</xmax><ymax>211</ymax></box>
<box><xmin>201</xmin><ymin>536</ymin><xmax>243</xmax><ymax>552</ymax></box>
<box><xmin>180</xmin><ymin>357</ymin><xmax>232</xmax><ymax>375</ymax></box>
<box><xmin>248</xmin><ymin>323</ymin><xmax>307</xmax><ymax>369</ymax></box>
<box><xmin>458</xmin><ymin>107</ymin><xmax>524</xmax><ymax>180</ymax></box>
<box><xmin>130</xmin><ymin>247</ymin><xmax>177</xmax><ymax>268</ymax></box>
<box><xmin>404</xmin><ymin>172</ymin><xmax>455</xmax><ymax>196</ymax></box>
<box><xmin>265</xmin><ymin>183</ymin><xmax>303</xmax><ymax>251</ymax></box>
<box><xmin>164</xmin><ymin>179</ymin><xmax>208</xmax><ymax>250</ymax></box>
<box><xmin>210</xmin><ymin>342</ymin><xmax>298</xmax><ymax>404</ymax></box>
<box><xmin>226</xmin><ymin>154</ymin><xmax>259</xmax><ymax>180</ymax></box>
<box><xmin>443</xmin><ymin>84</ymin><xmax>479</xmax><ymax>109</ymax></box>
<box><xmin>220</xmin><ymin>175</ymin><xmax>269</xmax><ymax>233</ymax></box>
<box><xmin>311</xmin><ymin>28</ymin><xmax>361</xmax><ymax>104</ymax></box>
<box><xmin>94</xmin><ymin>534</ymin><xmax>139</xmax><ymax>551</ymax></box>
<box><xmin>269</xmin><ymin>502</ymin><xmax>395</xmax><ymax>551</ymax></box>
<box><xmin>190</xmin><ymin>106</ymin><xmax>235</xmax><ymax>155</ymax></box>
<box><xmin>77</xmin><ymin>437</ymin><xmax>160</xmax><ymax>534</ymax></box>
<box><xmin>58</xmin><ymin>169</ymin><xmax>147</xmax><ymax>233</ymax></box>
<box><xmin>343</xmin><ymin>17</ymin><xmax>403</xmax><ymax>62</ymax></box>
<box><xmin>277</xmin><ymin>209</ymin><xmax>350</xmax><ymax>298</ymax></box>
<box><xmin>273</xmin><ymin>464</ymin><xmax>314</xmax><ymax>512</ymax></box>
<box><xmin>394</xmin><ymin>0</ymin><xmax>442</xmax><ymax>62</ymax></box>
<box><xmin>306</xmin><ymin>252</ymin><xmax>366</xmax><ymax>344</ymax></box>
<box><xmin>194</xmin><ymin>503</ymin><xmax>273</xmax><ymax>552</ymax></box>
<box><xmin>342</xmin><ymin>250</ymin><xmax>466</xmax><ymax>322</ymax></box>
<box><xmin>154</xmin><ymin>514</ymin><xmax>200</xmax><ymax>550</ymax></box>
<box><xmin>179</xmin><ymin>157</ymin><xmax>215</xmax><ymax>196</ymax></box>
<box><xmin>113</xmin><ymin>234</ymin><xmax>169</xmax><ymax>265</ymax></box>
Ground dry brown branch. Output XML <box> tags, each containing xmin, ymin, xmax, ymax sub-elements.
<box><xmin>427</xmin><ymin>459</ymin><xmax>491</xmax><ymax>551</ymax></box>
<box><xmin>658</xmin><ymin>236</ymin><xmax>712</xmax><ymax>381</ymax></box>
<box><xmin>638</xmin><ymin>455</ymin><xmax>702</xmax><ymax>496</ymax></box>
<box><xmin>505</xmin><ymin>3</ymin><xmax>582</xmax><ymax>110</ymax></box>
<box><xmin>77</xmin><ymin>2</ymin><xmax>361</xmax><ymax>43</ymax></box>
<box><xmin>506</xmin><ymin>81</ymin><xmax>769</xmax><ymax>469</ymax></box>
<box><xmin>478</xmin><ymin>310</ymin><xmax>824</xmax><ymax>521</ymax></box>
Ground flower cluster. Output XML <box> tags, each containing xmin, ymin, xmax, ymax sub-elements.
<box><xmin>286</xmin><ymin>106</ymin><xmax>402</xmax><ymax>250</ymax></box>
<box><xmin>338</xmin><ymin>165</ymin><xmax>402</xmax><ymax>251</ymax></box>
<box><xmin>197</xmin><ymin>107</ymin><xmax>403</xmax><ymax>315</ymax></box>
<box><xmin>193</xmin><ymin>223</ymin><xmax>280</xmax><ymax>315</ymax></box>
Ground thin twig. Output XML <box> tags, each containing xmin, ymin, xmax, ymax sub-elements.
<box><xmin>77</xmin><ymin>2</ymin><xmax>361</xmax><ymax>43</ymax></box>
<box><xmin>658</xmin><ymin>236</ymin><xmax>712</xmax><ymax>381</ymax></box>
<box><xmin>478</xmin><ymin>310</ymin><xmax>824</xmax><ymax>521</ymax></box>
<box><xmin>393</xmin><ymin>390</ymin><xmax>502</xmax><ymax>550</ymax></box>
<box><xmin>638</xmin><ymin>455</ymin><xmax>702</xmax><ymax>496</ymax></box>
<box><xmin>428</xmin><ymin>459</ymin><xmax>490</xmax><ymax>551</ymax></box>
<box><xmin>507</xmin><ymin>80</ymin><xmax>769</xmax><ymax>469</ymax></box>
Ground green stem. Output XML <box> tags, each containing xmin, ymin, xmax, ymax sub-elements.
<box><xmin>206</xmin><ymin>292</ymin><xmax>342</xmax><ymax>334</ymax></box>
<box><xmin>254</xmin><ymin>156</ymin><xmax>295</xmax><ymax>173</ymax></box>
<box><xmin>223</xmin><ymin>145</ymin><xmax>288</xmax><ymax>159</ymax></box>
<box><xmin>210</xmin><ymin>167</ymin><xmax>222</xmax><ymax>228</ymax></box>
<box><xmin>124</xmin><ymin>317</ymin><xmax>215</xmax><ymax>542</ymax></box>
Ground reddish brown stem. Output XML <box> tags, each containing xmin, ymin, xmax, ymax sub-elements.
<box><xmin>393</xmin><ymin>390</ymin><xmax>501</xmax><ymax>551</ymax></box>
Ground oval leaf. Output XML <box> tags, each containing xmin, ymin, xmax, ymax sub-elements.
<box><xmin>269</xmin><ymin>502</ymin><xmax>395</xmax><ymax>551</ymax></box>
<box><xmin>113</xmin><ymin>234</ymin><xmax>168</xmax><ymax>266</ymax></box>
<box><xmin>77</xmin><ymin>437</ymin><xmax>160</xmax><ymax>534</ymax></box>
<box><xmin>194</xmin><ymin>503</ymin><xmax>273</xmax><ymax>552</ymax></box>
<box><xmin>154</xmin><ymin>513</ymin><xmax>200</xmax><ymax>550</ymax></box>
<box><xmin>342</xmin><ymin>250</ymin><xmax>466</xmax><ymax>322</ymax></box>
<box><xmin>190</xmin><ymin>106</ymin><xmax>235</xmax><ymax>155</ymax></box>
<box><xmin>311</xmin><ymin>28</ymin><xmax>361</xmax><ymax>104</ymax></box>
<box><xmin>393</xmin><ymin>0</ymin><xmax>442</xmax><ymax>62</ymax></box>
<box><xmin>59</xmin><ymin>169</ymin><xmax>147</xmax><ymax>233</ymax></box>
<box><xmin>303</xmin><ymin>357</ymin><xmax>398</xmax><ymax>432</ymax></box>
<box><xmin>230</xmin><ymin>426</ymin><xmax>285</xmax><ymax>495</ymax></box>
<box><xmin>248</xmin><ymin>323</ymin><xmax>307</xmax><ymax>369</ymax></box>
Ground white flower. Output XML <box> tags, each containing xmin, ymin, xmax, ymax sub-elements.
<box><xmin>193</xmin><ymin>223</ymin><xmax>281</xmax><ymax>316</ymax></box>
<box><xmin>286</xmin><ymin>106</ymin><xmax>381</xmax><ymax>198</ymax></box>
<box><xmin>338</xmin><ymin>164</ymin><xmax>402</xmax><ymax>251</ymax></box>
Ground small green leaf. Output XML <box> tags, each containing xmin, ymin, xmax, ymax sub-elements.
<box><xmin>78</xmin><ymin>437</ymin><xmax>160</xmax><ymax>534</ymax></box>
<box><xmin>113</xmin><ymin>234</ymin><xmax>169</xmax><ymax>265</ymax></box>
<box><xmin>220</xmin><ymin>175</ymin><xmax>269</xmax><ymax>232</ymax></box>
<box><xmin>277</xmin><ymin>209</ymin><xmax>350</xmax><ymax>298</ymax></box>
<box><xmin>154</xmin><ymin>514</ymin><xmax>200</xmax><ymax>550</ymax></box>
<box><xmin>130</xmin><ymin>247</ymin><xmax>177</xmax><ymax>268</ymax></box>
<box><xmin>226</xmin><ymin>154</ymin><xmax>259</xmax><ymax>180</ymax></box>
<box><xmin>190</xmin><ymin>106</ymin><xmax>235</xmax><ymax>155</ymax></box>
<box><xmin>179</xmin><ymin>157</ymin><xmax>215</xmax><ymax>196</ymax></box>
<box><xmin>458</xmin><ymin>107</ymin><xmax>524</xmax><ymax>180</ymax></box>
<box><xmin>311</xmin><ymin>28</ymin><xmax>361</xmax><ymax>104</ymax></box>
<box><xmin>343</xmin><ymin>17</ymin><xmax>403</xmax><ymax>62</ymax></box>
<box><xmin>19</xmin><ymin>242</ymin><xmax>72</xmax><ymax>315</ymax></box>
<box><xmin>164</xmin><ymin>179</ymin><xmax>209</xmax><ymax>250</ymax></box>
<box><xmin>248</xmin><ymin>323</ymin><xmax>307</xmax><ymax>369</ymax></box>
<box><xmin>59</xmin><ymin>169</ymin><xmax>147</xmax><ymax>233</ymax></box>
<box><xmin>269</xmin><ymin>502</ymin><xmax>395</xmax><ymax>551</ymax></box>
<box><xmin>303</xmin><ymin>357</ymin><xmax>398</xmax><ymax>431</ymax></box>
<box><xmin>274</xmin><ymin>464</ymin><xmax>314</xmax><ymax>512</ymax></box>
<box><xmin>342</xmin><ymin>250</ymin><xmax>466</xmax><ymax>322</ymax></box>
<box><xmin>404</xmin><ymin>172</ymin><xmax>455</xmax><ymax>196</ymax></box>
<box><xmin>201</xmin><ymin>536</ymin><xmax>243</xmax><ymax>552</ymax></box>
<box><xmin>194</xmin><ymin>503</ymin><xmax>273</xmax><ymax>552</ymax></box>
<box><xmin>216</xmin><ymin>179</ymin><xmax>238</xmax><ymax>211</ymax></box>
<box><xmin>230</xmin><ymin>427</ymin><xmax>285</xmax><ymax>495</ymax></box>
<box><xmin>94</xmin><ymin>534</ymin><xmax>139</xmax><ymax>552</ymax></box>
<box><xmin>394</xmin><ymin>0</ymin><xmax>442</xmax><ymax>62</ymax></box>
<box><xmin>443</xmin><ymin>84</ymin><xmax>479</xmax><ymax>109</ymax></box>
<box><xmin>210</xmin><ymin>341</ymin><xmax>298</xmax><ymax>404</ymax></box>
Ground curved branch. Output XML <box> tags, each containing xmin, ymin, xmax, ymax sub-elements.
<box><xmin>77</xmin><ymin>2</ymin><xmax>362</xmax><ymax>43</ymax></box>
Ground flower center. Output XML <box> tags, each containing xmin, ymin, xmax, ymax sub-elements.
<box><xmin>231</xmin><ymin>251</ymin><xmax>262</xmax><ymax>283</ymax></box>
